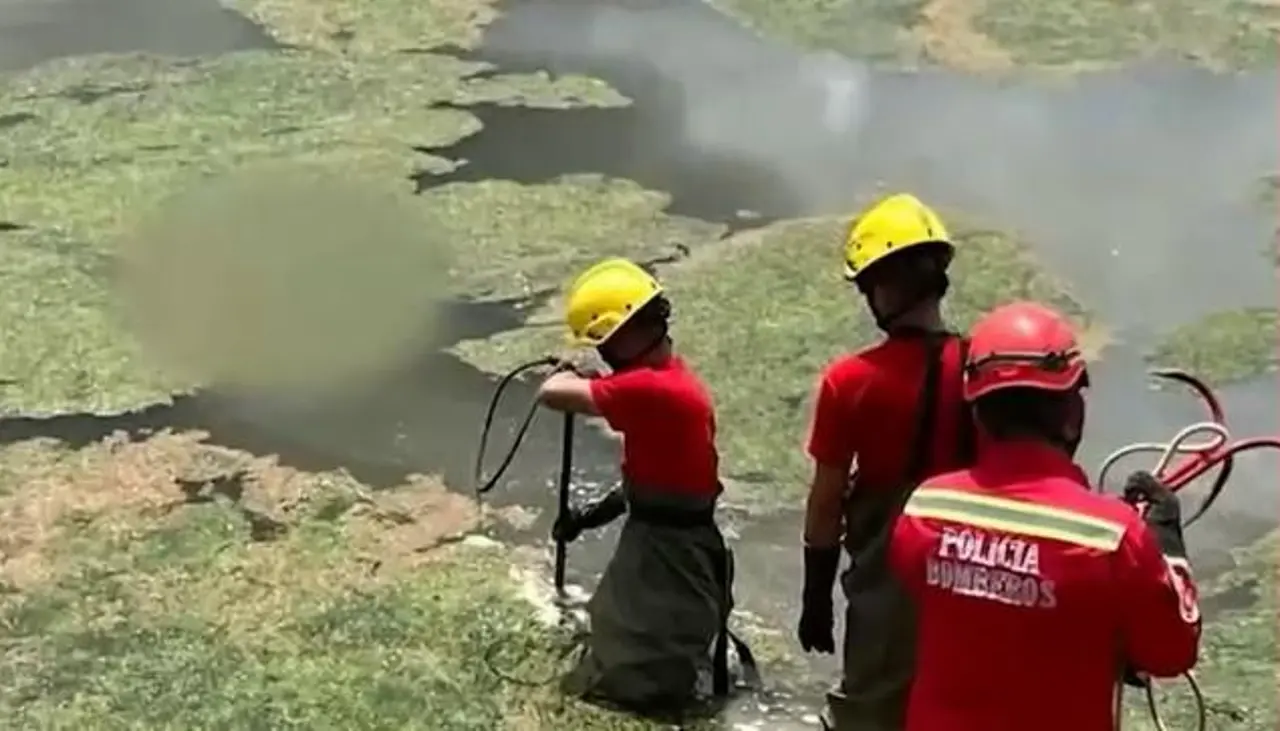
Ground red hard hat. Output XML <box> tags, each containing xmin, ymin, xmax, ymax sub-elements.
<box><xmin>964</xmin><ymin>301</ymin><xmax>1088</xmax><ymax>402</ymax></box>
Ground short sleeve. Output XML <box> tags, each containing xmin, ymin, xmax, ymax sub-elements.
<box><xmin>589</xmin><ymin>369</ymin><xmax>658</xmax><ymax>433</ymax></box>
<box><xmin>888</xmin><ymin>514</ymin><xmax>926</xmax><ymax>596</ymax></box>
<box><xmin>806</xmin><ymin>367</ymin><xmax>861</xmax><ymax>469</ymax></box>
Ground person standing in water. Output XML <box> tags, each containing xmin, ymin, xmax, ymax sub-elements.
<box><xmin>799</xmin><ymin>194</ymin><xmax>976</xmax><ymax>730</ymax></box>
<box><xmin>537</xmin><ymin>257</ymin><xmax>741</xmax><ymax>714</ymax></box>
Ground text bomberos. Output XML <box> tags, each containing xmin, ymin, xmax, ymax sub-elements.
<box><xmin>926</xmin><ymin>526</ymin><xmax>1057</xmax><ymax>609</ymax></box>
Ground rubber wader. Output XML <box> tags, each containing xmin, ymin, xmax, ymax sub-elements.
<box><xmin>563</xmin><ymin>481</ymin><xmax>757</xmax><ymax>714</ymax></box>
<box><xmin>824</xmin><ymin>334</ymin><xmax>974</xmax><ymax>731</ymax></box>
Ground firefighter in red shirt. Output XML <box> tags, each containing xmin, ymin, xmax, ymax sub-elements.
<box><xmin>800</xmin><ymin>193</ymin><xmax>975</xmax><ymax>730</ymax></box>
<box><xmin>889</xmin><ymin>301</ymin><xmax>1202</xmax><ymax>731</ymax></box>
<box><xmin>536</xmin><ymin>257</ymin><xmax>737</xmax><ymax>713</ymax></box>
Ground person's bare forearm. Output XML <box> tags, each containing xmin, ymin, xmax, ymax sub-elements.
<box><xmin>804</xmin><ymin>463</ymin><xmax>849</xmax><ymax>547</ymax></box>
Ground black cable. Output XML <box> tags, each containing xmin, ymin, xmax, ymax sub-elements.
<box><xmin>1141</xmin><ymin>671</ymin><xmax>1206</xmax><ymax>731</ymax></box>
<box><xmin>1184</xmin><ymin>457</ymin><xmax>1232</xmax><ymax>528</ymax></box>
<box><xmin>481</xmin><ymin>628</ymin><xmax>587</xmax><ymax>687</ymax></box>
<box><xmin>473</xmin><ymin>356</ymin><xmax>562</xmax><ymax>496</ymax></box>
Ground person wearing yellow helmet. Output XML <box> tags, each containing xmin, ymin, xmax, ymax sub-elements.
<box><xmin>536</xmin><ymin>257</ymin><xmax>742</xmax><ymax>713</ymax></box>
<box><xmin>799</xmin><ymin>194</ymin><xmax>977</xmax><ymax>731</ymax></box>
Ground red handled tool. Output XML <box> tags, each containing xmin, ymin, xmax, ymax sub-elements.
<box><xmin>1098</xmin><ymin>368</ymin><xmax>1280</xmax><ymax>527</ymax></box>
<box><xmin>1101</xmin><ymin>368</ymin><xmax>1280</xmax><ymax>731</ymax></box>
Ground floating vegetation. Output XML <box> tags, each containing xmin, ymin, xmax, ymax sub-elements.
<box><xmin>0</xmin><ymin>51</ymin><xmax>621</xmax><ymax>237</ymax></box>
<box><xmin>223</xmin><ymin>0</ymin><xmax>504</xmax><ymax>54</ymax></box>
<box><xmin>1147</xmin><ymin>307</ymin><xmax>1279</xmax><ymax>385</ymax></box>
<box><xmin>0</xmin><ymin>433</ymin><xmax>659</xmax><ymax>730</ymax></box>
<box><xmin>711</xmin><ymin>0</ymin><xmax>1280</xmax><ymax>70</ymax></box>
<box><xmin>975</xmin><ymin>0</ymin><xmax>1280</xmax><ymax>70</ymax></box>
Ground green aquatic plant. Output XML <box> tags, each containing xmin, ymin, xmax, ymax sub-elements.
<box><xmin>711</xmin><ymin>0</ymin><xmax>1279</xmax><ymax>70</ymax></box>
<box><xmin>223</xmin><ymin>0</ymin><xmax>504</xmax><ymax>54</ymax></box>
<box><xmin>0</xmin><ymin>434</ymin><xmax>660</xmax><ymax>730</ymax></box>
<box><xmin>1147</xmin><ymin>307</ymin><xmax>1278</xmax><ymax>385</ymax></box>
<box><xmin>0</xmin><ymin>51</ymin><xmax>622</xmax><ymax>238</ymax></box>
<box><xmin>975</xmin><ymin>0</ymin><xmax>1280</xmax><ymax>70</ymax></box>
<box><xmin>709</xmin><ymin>0</ymin><xmax>930</xmax><ymax>63</ymax></box>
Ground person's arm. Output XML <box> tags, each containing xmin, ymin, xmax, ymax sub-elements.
<box><xmin>536</xmin><ymin>371</ymin><xmax>601</xmax><ymax>416</ymax></box>
<box><xmin>888</xmin><ymin>515</ymin><xmax>926</xmax><ymax>596</ymax></box>
<box><xmin>797</xmin><ymin>370</ymin><xmax>860</xmax><ymax>654</ymax></box>
<box><xmin>803</xmin><ymin>372</ymin><xmax>858</xmax><ymax>548</ymax></box>
<box><xmin>1116</xmin><ymin>520</ymin><xmax>1201</xmax><ymax>678</ymax></box>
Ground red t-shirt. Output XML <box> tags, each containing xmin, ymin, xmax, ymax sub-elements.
<box><xmin>588</xmin><ymin>355</ymin><xmax>720</xmax><ymax>496</ymax></box>
<box><xmin>806</xmin><ymin>335</ymin><xmax>969</xmax><ymax>490</ymax></box>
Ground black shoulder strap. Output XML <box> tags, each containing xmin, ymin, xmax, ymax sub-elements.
<box><xmin>903</xmin><ymin>333</ymin><xmax>947</xmax><ymax>486</ymax></box>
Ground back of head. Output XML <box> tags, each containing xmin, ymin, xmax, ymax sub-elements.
<box><xmin>964</xmin><ymin>301</ymin><xmax>1089</xmax><ymax>451</ymax></box>
<box><xmin>842</xmin><ymin>193</ymin><xmax>956</xmax><ymax>332</ymax></box>
<box><xmin>563</xmin><ymin>257</ymin><xmax>671</xmax><ymax>371</ymax></box>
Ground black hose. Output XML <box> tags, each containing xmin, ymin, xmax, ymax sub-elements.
<box><xmin>474</xmin><ymin>356</ymin><xmax>562</xmax><ymax>496</ymax></box>
<box><xmin>1183</xmin><ymin>457</ymin><xmax>1233</xmax><ymax>528</ymax></box>
<box><xmin>554</xmin><ymin>412</ymin><xmax>574</xmax><ymax>594</ymax></box>
<box><xmin>1140</xmin><ymin>671</ymin><xmax>1206</xmax><ymax>731</ymax></box>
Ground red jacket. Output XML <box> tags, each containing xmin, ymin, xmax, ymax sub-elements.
<box><xmin>889</xmin><ymin>440</ymin><xmax>1202</xmax><ymax>731</ymax></box>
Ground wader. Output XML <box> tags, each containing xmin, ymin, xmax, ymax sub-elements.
<box><xmin>564</xmin><ymin>481</ymin><xmax>756</xmax><ymax>713</ymax></box>
<box><xmin>825</xmin><ymin>334</ymin><xmax>974</xmax><ymax>731</ymax></box>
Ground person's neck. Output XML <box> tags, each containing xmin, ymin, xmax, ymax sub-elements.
<box><xmin>889</xmin><ymin>303</ymin><xmax>945</xmax><ymax>333</ymax></box>
<box><xmin>639</xmin><ymin>338</ymin><xmax>673</xmax><ymax>366</ymax></box>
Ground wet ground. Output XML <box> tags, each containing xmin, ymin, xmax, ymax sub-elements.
<box><xmin>2</xmin><ymin>0</ymin><xmax>1277</xmax><ymax>726</ymax></box>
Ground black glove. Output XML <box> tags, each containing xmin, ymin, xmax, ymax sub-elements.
<box><xmin>798</xmin><ymin>546</ymin><xmax>840</xmax><ymax>654</ymax></box>
<box><xmin>1122</xmin><ymin>667</ymin><xmax>1150</xmax><ymax>689</ymax></box>
<box><xmin>552</xmin><ymin>489</ymin><xmax>626</xmax><ymax>544</ymax></box>
<box><xmin>1122</xmin><ymin>471</ymin><xmax>1187</xmax><ymax>560</ymax></box>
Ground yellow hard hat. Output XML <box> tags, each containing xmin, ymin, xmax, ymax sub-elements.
<box><xmin>564</xmin><ymin>257</ymin><xmax>663</xmax><ymax>346</ymax></box>
<box><xmin>843</xmin><ymin>193</ymin><xmax>954</xmax><ymax>281</ymax></box>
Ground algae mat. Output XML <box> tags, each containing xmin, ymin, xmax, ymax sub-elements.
<box><xmin>1148</xmin><ymin>307</ymin><xmax>1279</xmax><ymax>385</ymax></box>
<box><xmin>0</xmin><ymin>432</ymin><xmax>661</xmax><ymax>730</ymax></box>
<box><xmin>0</xmin><ymin>50</ymin><xmax>624</xmax><ymax>238</ymax></box>
<box><xmin>710</xmin><ymin>0</ymin><xmax>1279</xmax><ymax>70</ymax></box>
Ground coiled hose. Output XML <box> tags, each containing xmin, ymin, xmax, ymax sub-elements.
<box><xmin>1099</xmin><ymin>423</ymin><xmax>1218</xmax><ymax>731</ymax></box>
<box><xmin>472</xmin><ymin>355</ymin><xmax>588</xmax><ymax>687</ymax></box>
<box><xmin>473</xmin><ymin>356</ymin><xmax>563</xmax><ymax>496</ymax></box>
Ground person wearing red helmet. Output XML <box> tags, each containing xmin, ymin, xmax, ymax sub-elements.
<box><xmin>888</xmin><ymin>301</ymin><xmax>1202</xmax><ymax>731</ymax></box>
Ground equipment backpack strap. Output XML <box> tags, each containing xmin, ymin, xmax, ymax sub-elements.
<box><xmin>711</xmin><ymin>552</ymin><xmax>760</xmax><ymax>696</ymax></box>
<box><xmin>891</xmin><ymin>331</ymin><xmax>953</xmax><ymax>518</ymax></box>
<box><xmin>905</xmin><ymin>333</ymin><xmax>949</xmax><ymax>485</ymax></box>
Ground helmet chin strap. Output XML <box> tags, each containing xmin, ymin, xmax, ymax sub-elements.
<box><xmin>598</xmin><ymin>325</ymin><xmax>670</xmax><ymax>372</ymax></box>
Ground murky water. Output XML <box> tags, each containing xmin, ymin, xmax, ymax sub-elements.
<box><xmin>0</xmin><ymin>0</ymin><xmax>276</xmax><ymax>71</ymax></box>
<box><xmin>2</xmin><ymin>0</ymin><xmax>1276</xmax><ymax>725</ymax></box>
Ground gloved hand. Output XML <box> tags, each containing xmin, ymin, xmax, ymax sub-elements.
<box><xmin>1122</xmin><ymin>667</ymin><xmax>1150</xmax><ymax>689</ymax></box>
<box><xmin>798</xmin><ymin>546</ymin><xmax>841</xmax><ymax>654</ymax></box>
<box><xmin>552</xmin><ymin>508</ymin><xmax>587</xmax><ymax>544</ymax></box>
<box><xmin>552</xmin><ymin>489</ymin><xmax>626</xmax><ymax>544</ymax></box>
<box><xmin>1122</xmin><ymin>471</ymin><xmax>1187</xmax><ymax>560</ymax></box>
